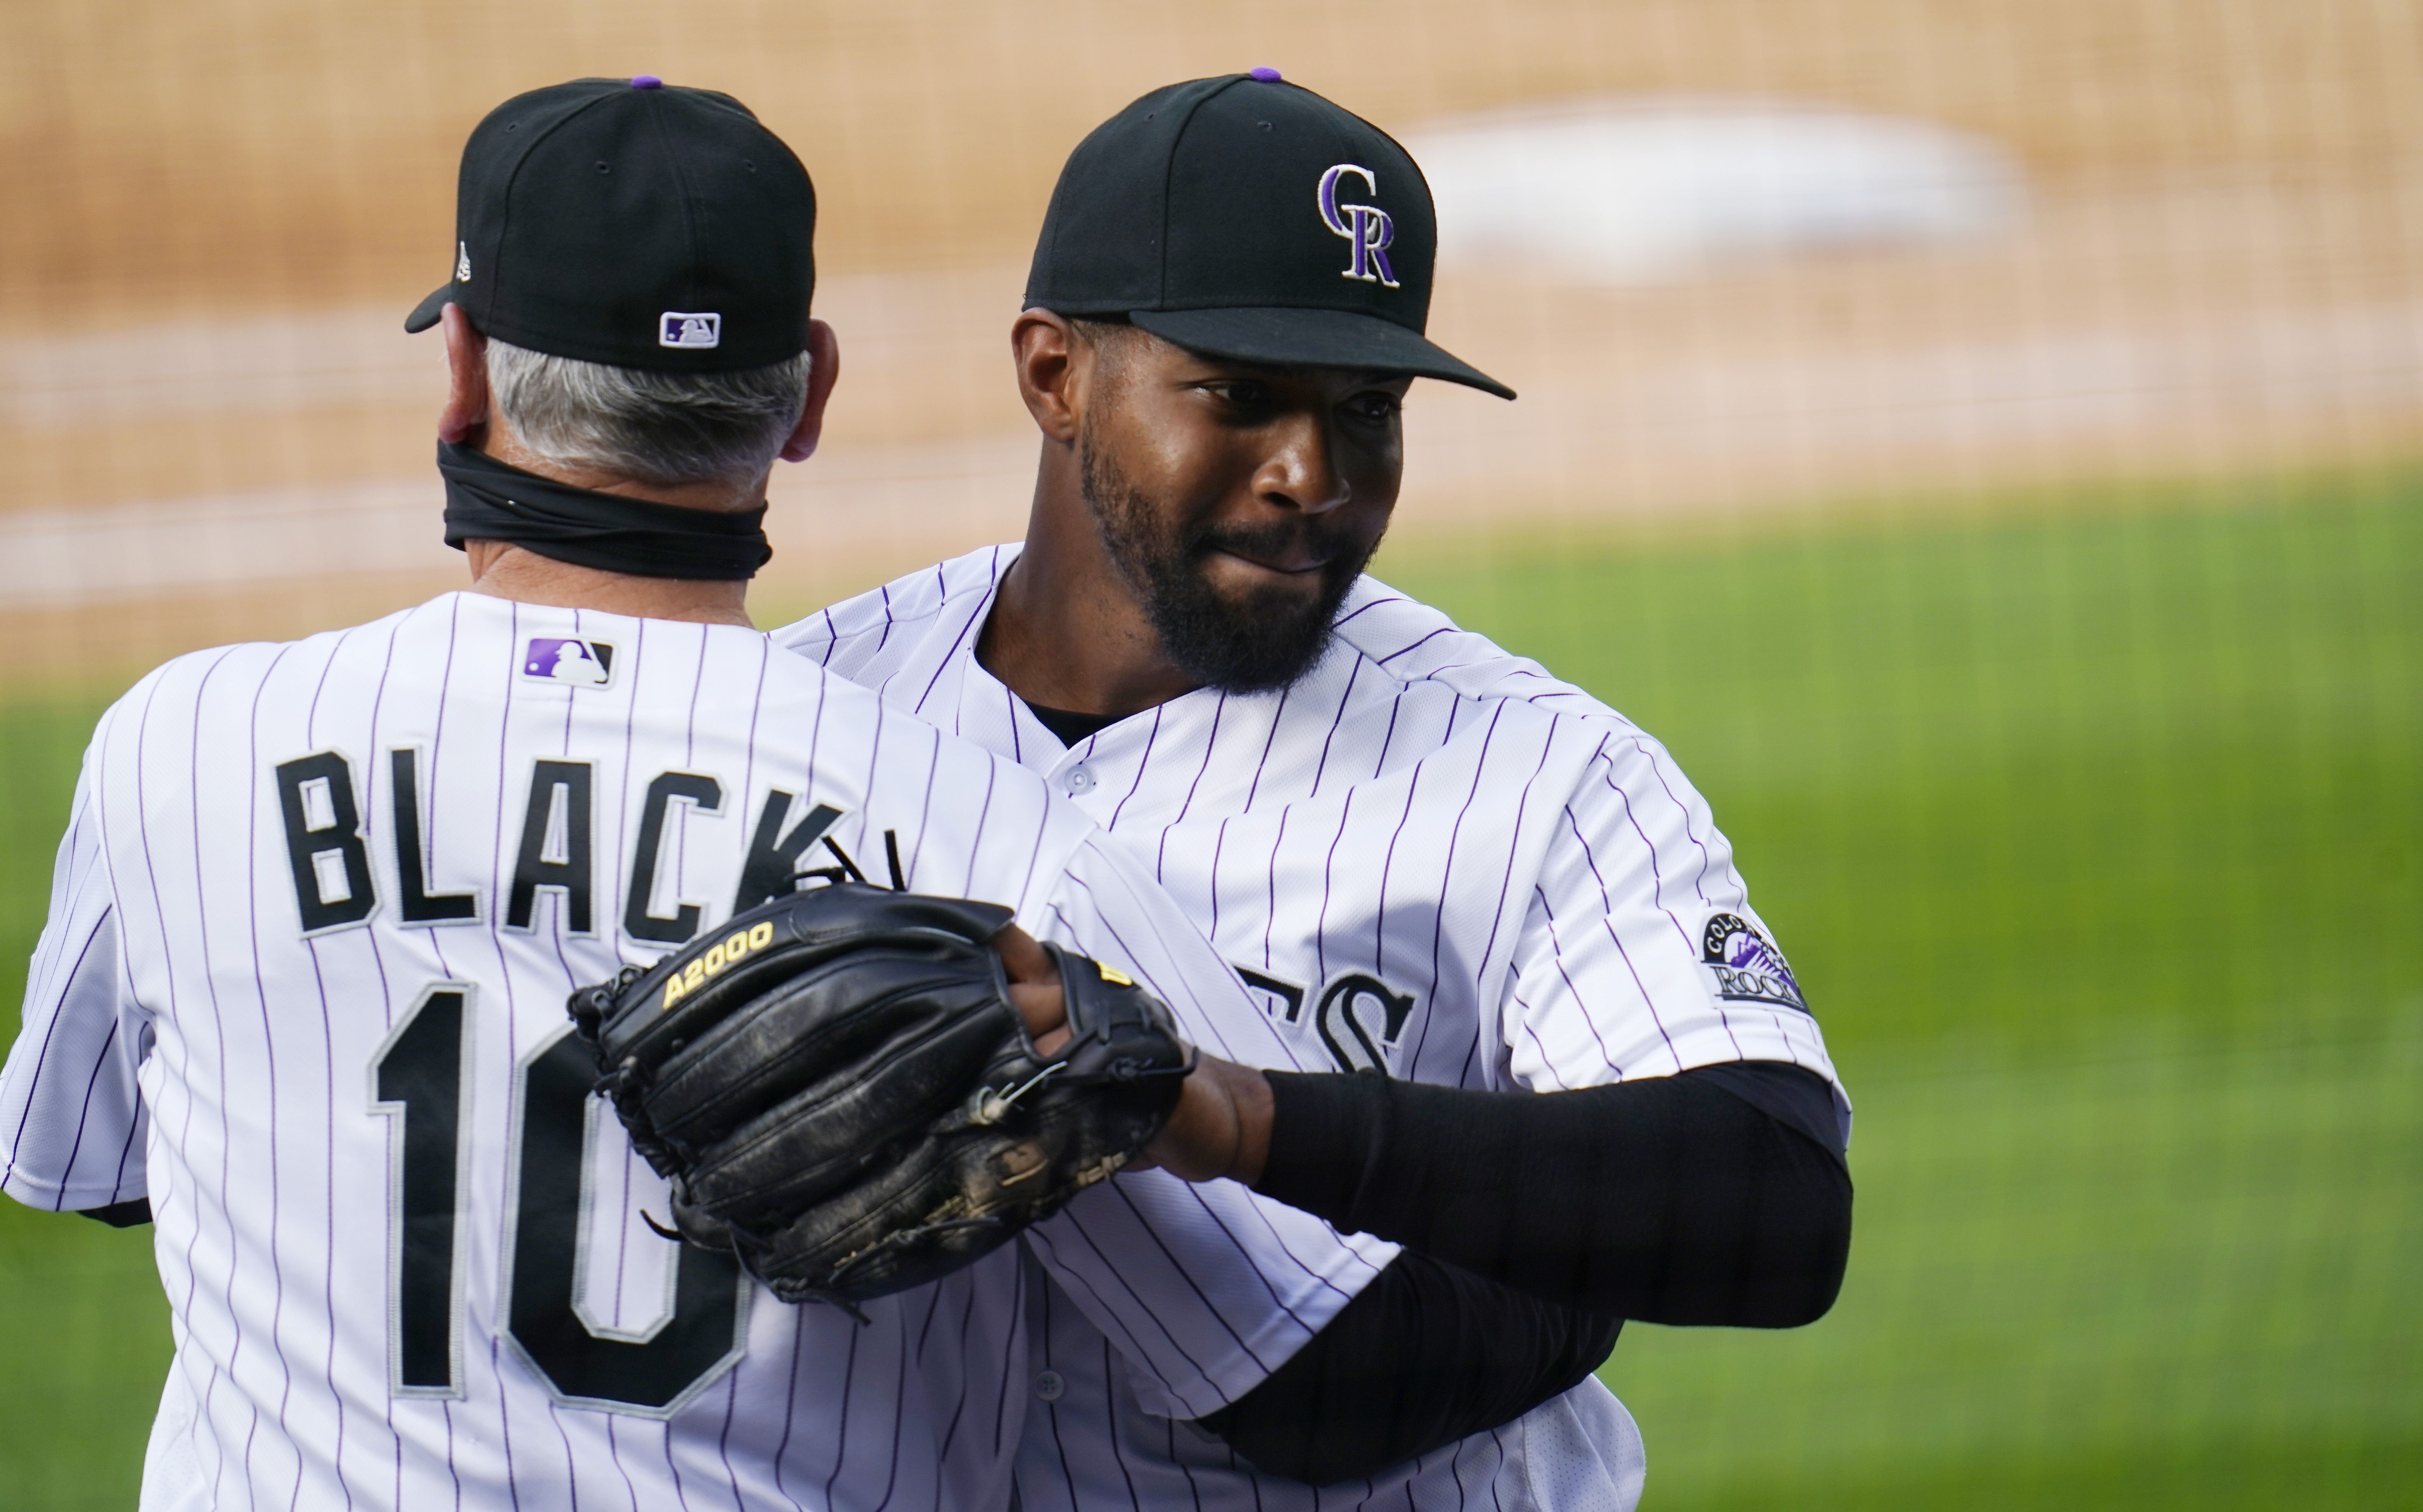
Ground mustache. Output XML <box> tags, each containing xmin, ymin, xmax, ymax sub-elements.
<box><xmin>1184</xmin><ymin>516</ymin><xmax>1356</xmax><ymax>569</ymax></box>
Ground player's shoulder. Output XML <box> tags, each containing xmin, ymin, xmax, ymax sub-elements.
<box><xmin>768</xmin><ymin>544</ymin><xmax>1016</xmax><ymax>670</ymax></box>
<box><xmin>1320</xmin><ymin>577</ymin><xmax>1712</xmax><ymax>813</ymax></box>
<box><xmin>1328</xmin><ymin>575</ymin><xmax>1643</xmax><ymax>740</ymax></box>
<box><xmin>748</xmin><ymin>628</ymin><xmax>887</xmax><ymax>714</ymax></box>
<box><xmin>751</xmin><ymin>622</ymin><xmax>1104</xmax><ymax>886</ymax></box>
<box><xmin>91</xmin><ymin>602</ymin><xmax>433</xmax><ymax>738</ymax></box>
<box><xmin>753</xmin><ymin>624</ymin><xmax>1078</xmax><ymax>784</ymax></box>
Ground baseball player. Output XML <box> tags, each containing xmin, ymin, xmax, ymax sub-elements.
<box><xmin>775</xmin><ymin>73</ymin><xmax>1855</xmax><ymax>1508</ymax></box>
<box><xmin>0</xmin><ymin>78</ymin><xmax>1541</xmax><ymax>1510</ymax></box>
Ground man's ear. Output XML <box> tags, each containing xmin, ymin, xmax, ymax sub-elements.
<box><xmin>438</xmin><ymin>303</ymin><xmax>489</xmax><ymax>445</ymax></box>
<box><xmin>778</xmin><ymin>319</ymin><xmax>843</xmax><ymax>463</ymax></box>
<box><xmin>1011</xmin><ymin>310</ymin><xmax>1082</xmax><ymax>446</ymax></box>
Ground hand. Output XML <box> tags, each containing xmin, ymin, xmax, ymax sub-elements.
<box><xmin>994</xmin><ymin>924</ymin><xmax>1072</xmax><ymax>1057</ymax></box>
<box><xmin>990</xmin><ymin>926</ymin><xmax>1271</xmax><ymax>1185</ymax></box>
<box><xmin>1138</xmin><ymin>1054</ymin><xmax>1273</xmax><ymax>1185</ymax></box>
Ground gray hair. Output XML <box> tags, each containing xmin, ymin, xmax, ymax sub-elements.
<box><xmin>485</xmin><ymin>339</ymin><xmax>814</xmax><ymax>487</ymax></box>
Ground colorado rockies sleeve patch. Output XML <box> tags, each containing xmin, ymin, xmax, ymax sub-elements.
<box><xmin>1700</xmin><ymin>912</ymin><xmax>1811</xmax><ymax>1016</ymax></box>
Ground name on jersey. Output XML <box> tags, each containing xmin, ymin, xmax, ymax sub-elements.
<box><xmin>271</xmin><ymin>747</ymin><xmax>852</xmax><ymax>948</ymax></box>
<box><xmin>1699</xmin><ymin>912</ymin><xmax>1811</xmax><ymax>1015</ymax></box>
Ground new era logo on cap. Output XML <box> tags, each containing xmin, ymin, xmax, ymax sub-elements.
<box><xmin>404</xmin><ymin>79</ymin><xmax>813</xmax><ymax>372</ymax></box>
<box><xmin>660</xmin><ymin>312</ymin><xmax>722</xmax><ymax>348</ymax></box>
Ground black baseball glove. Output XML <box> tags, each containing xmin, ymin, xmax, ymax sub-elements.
<box><xmin>567</xmin><ymin>882</ymin><xmax>1191</xmax><ymax>1310</ymax></box>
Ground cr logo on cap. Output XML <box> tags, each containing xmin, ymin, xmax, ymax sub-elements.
<box><xmin>1316</xmin><ymin>164</ymin><xmax>1398</xmax><ymax>288</ymax></box>
<box><xmin>659</xmin><ymin>311</ymin><xmax>722</xmax><ymax>349</ymax></box>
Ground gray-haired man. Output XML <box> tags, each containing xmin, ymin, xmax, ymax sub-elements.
<box><xmin>0</xmin><ymin>77</ymin><xmax>1458</xmax><ymax>1510</ymax></box>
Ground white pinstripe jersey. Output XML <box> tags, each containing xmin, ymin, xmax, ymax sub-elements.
<box><xmin>0</xmin><ymin>591</ymin><xmax>1394</xmax><ymax>1512</ymax></box>
<box><xmin>775</xmin><ymin>546</ymin><xmax>1851</xmax><ymax>1512</ymax></box>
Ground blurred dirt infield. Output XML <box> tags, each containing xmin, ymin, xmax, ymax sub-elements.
<box><xmin>2</xmin><ymin>0</ymin><xmax>2419</xmax><ymax>676</ymax></box>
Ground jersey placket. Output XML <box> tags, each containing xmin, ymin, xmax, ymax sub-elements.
<box><xmin>933</xmin><ymin>634</ymin><xmax>1207</xmax><ymax>827</ymax></box>
<box><xmin>1068</xmin><ymin>694</ymin><xmax>1220</xmax><ymax>832</ymax></box>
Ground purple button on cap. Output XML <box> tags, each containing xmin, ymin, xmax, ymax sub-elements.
<box><xmin>630</xmin><ymin>75</ymin><xmax>663</xmax><ymax>89</ymax></box>
<box><xmin>1248</xmin><ymin>66</ymin><xmax>1282</xmax><ymax>82</ymax></box>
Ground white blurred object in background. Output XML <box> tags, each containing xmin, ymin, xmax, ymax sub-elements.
<box><xmin>1408</xmin><ymin>95</ymin><xmax>2026</xmax><ymax>282</ymax></box>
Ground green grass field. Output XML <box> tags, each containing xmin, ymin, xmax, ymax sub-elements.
<box><xmin>1382</xmin><ymin>472</ymin><xmax>2423</xmax><ymax>1508</ymax></box>
<box><xmin>3</xmin><ymin>470</ymin><xmax>2418</xmax><ymax>1507</ymax></box>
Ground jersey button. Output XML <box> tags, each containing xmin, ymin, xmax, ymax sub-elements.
<box><xmin>1034</xmin><ymin>1369</ymin><xmax>1066</xmax><ymax>1402</ymax></box>
<box><xmin>1063</xmin><ymin>765</ymin><xmax>1096</xmax><ymax>796</ymax></box>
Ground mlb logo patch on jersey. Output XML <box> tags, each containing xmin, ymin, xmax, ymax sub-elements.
<box><xmin>1700</xmin><ymin>912</ymin><xmax>1810</xmax><ymax>1015</ymax></box>
<box><xmin>523</xmin><ymin>637</ymin><xmax>615</xmax><ymax>687</ymax></box>
<box><xmin>659</xmin><ymin>311</ymin><xmax>722</xmax><ymax>349</ymax></box>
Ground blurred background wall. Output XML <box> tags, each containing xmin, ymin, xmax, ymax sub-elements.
<box><xmin>1</xmin><ymin>3</ymin><xmax>2416</xmax><ymax>1508</ymax></box>
<box><xmin>5</xmin><ymin>0</ymin><xmax>2420</xmax><ymax>664</ymax></box>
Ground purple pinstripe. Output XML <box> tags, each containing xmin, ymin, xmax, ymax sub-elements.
<box><xmin>767</xmin><ymin>551</ymin><xmax>1794</xmax><ymax>1512</ymax></box>
<box><xmin>3</xmin><ymin>906</ymin><xmax>110</xmax><ymax>1196</ymax></box>
<box><xmin>1156</xmin><ymin>692</ymin><xmax>1230</xmax><ymax>878</ymax></box>
<box><xmin>50</xmin><ymin>1016</ymin><xmax>118</xmax><ymax>1197</ymax></box>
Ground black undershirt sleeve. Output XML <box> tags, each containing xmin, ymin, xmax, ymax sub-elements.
<box><xmin>1189</xmin><ymin>1062</ymin><xmax>1850</xmax><ymax>1480</ymax></box>
<box><xmin>1249</xmin><ymin>1061</ymin><xmax>1853</xmax><ymax>1326</ymax></box>
<box><xmin>78</xmin><ymin>1198</ymin><xmax>153</xmax><ymax>1228</ymax></box>
<box><xmin>1195</xmin><ymin>1252</ymin><xmax>1622</xmax><ymax>1484</ymax></box>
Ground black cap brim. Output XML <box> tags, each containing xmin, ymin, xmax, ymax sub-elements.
<box><xmin>1129</xmin><ymin>306</ymin><xmax>1514</xmax><ymax>400</ymax></box>
<box><xmin>404</xmin><ymin>281</ymin><xmax>455</xmax><ymax>334</ymax></box>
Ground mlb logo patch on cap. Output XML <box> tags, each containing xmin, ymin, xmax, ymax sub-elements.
<box><xmin>659</xmin><ymin>311</ymin><xmax>722</xmax><ymax>349</ymax></box>
<box><xmin>524</xmin><ymin>637</ymin><xmax>616</xmax><ymax>686</ymax></box>
<box><xmin>402</xmin><ymin>79</ymin><xmax>815</xmax><ymax>370</ymax></box>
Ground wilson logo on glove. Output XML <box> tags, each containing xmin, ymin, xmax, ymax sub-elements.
<box><xmin>659</xmin><ymin>920</ymin><xmax>776</xmax><ymax>1008</ymax></box>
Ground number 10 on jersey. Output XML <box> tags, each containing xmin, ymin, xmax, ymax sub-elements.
<box><xmin>370</xmin><ymin>983</ymin><xmax>750</xmax><ymax>1415</ymax></box>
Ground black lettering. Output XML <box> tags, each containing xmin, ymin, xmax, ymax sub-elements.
<box><xmin>624</xmin><ymin>772</ymin><xmax>722</xmax><ymax>944</ymax></box>
<box><xmin>274</xmin><ymin>751</ymin><xmax>376</xmax><ymax>932</ymax></box>
<box><xmin>1237</xmin><ymin>967</ymin><xmax>1307</xmax><ymax>1024</ymax></box>
<box><xmin>507</xmin><ymin>760</ymin><xmax>594</xmax><ymax>933</ymax></box>
<box><xmin>374</xmin><ymin>992</ymin><xmax>742</xmax><ymax>1411</ymax></box>
<box><xmin>390</xmin><ymin>749</ymin><xmax>478</xmax><ymax>924</ymax></box>
<box><xmin>1711</xmin><ymin>964</ymin><xmax>1805</xmax><ymax>1008</ymax></box>
<box><xmin>509</xmin><ymin>1033</ymin><xmax>746</xmax><ymax>1410</ymax></box>
<box><xmin>730</xmin><ymin>791</ymin><xmax>842</xmax><ymax>913</ymax></box>
<box><xmin>373</xmin><ymin>986</ymin><xmax>469</xmax><ymax>1393</ymax></box>
<box><xmin>1315</xmin><ymin>973</ymin><xmax>1417</xmax><ymax>1074</ymax></box>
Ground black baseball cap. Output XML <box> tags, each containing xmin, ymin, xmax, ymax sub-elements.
<box><xmin>405</xmin><ymin>77</ymin><xmax>815</xmax><ymax>372</ymax></box>
<box><xmin>1025</xmin><ymin>71</ymin><xmax>1511</xmax><ymax>400</ymax></box>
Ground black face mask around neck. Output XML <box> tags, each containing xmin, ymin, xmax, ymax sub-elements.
<box><xmin>437</xmin><ymin>441</ymin><xmax>773</xmax><ymax>581</ymax></box>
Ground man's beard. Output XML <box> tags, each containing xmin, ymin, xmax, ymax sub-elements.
<box><xmin>1080</xmin><ymin>432</ymin><xmax>1377</xmax><ymax>693</ymax></box>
